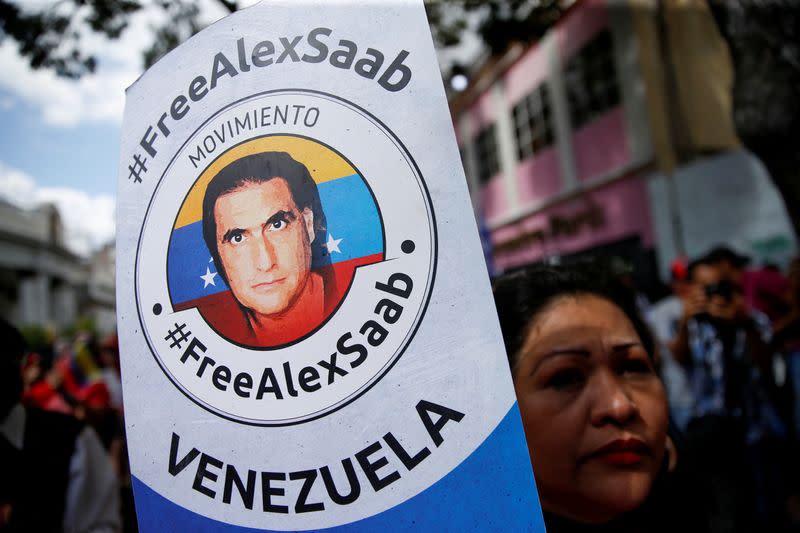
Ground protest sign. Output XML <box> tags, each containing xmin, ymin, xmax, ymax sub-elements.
<box><xmin>116</xmin><ymin>1</ymin><xmax>544</xmax><ymax>530</ymax></box>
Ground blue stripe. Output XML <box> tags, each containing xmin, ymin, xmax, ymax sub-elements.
<box><xmin>168</xmin><ymin>174</ymin><xmax>383</xmax><ymax>305</ymax></box>
<box><xmin>312</xmin><ymin>174</ymin><xmax>383</xmax><ymax>267</ymax></box>
<box><xmin>131</xmin><ymin>403</ymin><xmax>544</xmax><ymax>532</ymax></box>
<box><xmin>167</xmin><ymin>224</ymin><xmax>231</xmax><ymax>303</ymax></box>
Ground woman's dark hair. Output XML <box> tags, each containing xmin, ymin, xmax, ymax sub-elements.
<box><xmin>492</xmin><ymin>262</ymin><xmax>655</xmax><ymax>370</ymax></box>
<box><xmin>201</xmin><ymin>151</ymin><xmax>328</xmax><ymax>280</ymax></box>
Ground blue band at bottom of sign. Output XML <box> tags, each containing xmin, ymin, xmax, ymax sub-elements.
<box><xmin>131</xmin><ymin>403</ymin><xmax>545</xmax><ymax>532</ymax></box>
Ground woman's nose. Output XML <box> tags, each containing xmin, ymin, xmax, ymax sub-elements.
<box><xmin>589</xmin><ymin>371</ymin><xmax>638</xmax><ymax>427</ymax></box>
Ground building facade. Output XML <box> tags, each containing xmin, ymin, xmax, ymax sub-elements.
<box><xmin>451</xmin><ymin>0</ymin><xmax>796</xmax><ymax>290</ymax></box>
<box><xmin>0</xmin><ymin>199</ymin><xmax>116</xmax><ymax>334</ymax></box>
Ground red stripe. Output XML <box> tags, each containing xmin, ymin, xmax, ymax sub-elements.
<box><xmin>172</xmin><ymin>253</ymin><xmax>384</xmax><ymax>347</ymax></box>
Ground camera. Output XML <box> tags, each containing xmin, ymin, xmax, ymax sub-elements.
<box><xmin>704</xmin><ymin>280</ymin><xmax>739</xmax><ymax>301</ymax></box>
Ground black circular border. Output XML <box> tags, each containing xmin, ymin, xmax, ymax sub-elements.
<box><xmin>134</xmin><ymin>89</ymin><xmax>438</xmax><ymax>427</ymax></box>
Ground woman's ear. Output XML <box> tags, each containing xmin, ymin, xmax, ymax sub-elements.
<box><xmin>665</xmin><ymin>435</ymin><xmax>678</xmax><ymax>473</ymax></box>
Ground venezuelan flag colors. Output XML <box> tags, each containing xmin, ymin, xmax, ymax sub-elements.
<box><xmin>166</xmin><ymin>135</ymin><xmax>385</xmax><ymax>347</ymax></box>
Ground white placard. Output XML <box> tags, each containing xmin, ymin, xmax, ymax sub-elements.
<box><xmin>116</xmin><ymin>1</ymin><xmax>544</xmax><ymax>530</ymax></box>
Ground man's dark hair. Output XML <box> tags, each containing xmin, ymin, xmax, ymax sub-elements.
<box><xmin>492</xmin><ymin>262</ymin><xmax>655</xmax><ymax>371</ymax></box>
<box><xmin>704</xmin><ymin>245</ymin><xmax>750</xmax><ymax>269</ymax></box>
<box><xmin>201</xmin><ymin>151</ymin><xmax>328</xmax><ymax>281</ymax></box>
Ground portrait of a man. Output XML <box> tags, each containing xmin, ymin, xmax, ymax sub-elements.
<box><xmin>202</xmin><ymin>151</ymin><xmax>331</xmax><ymax>345</ymax></box>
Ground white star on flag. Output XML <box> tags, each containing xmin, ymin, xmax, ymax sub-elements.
<box><xmin>201</xmin><ymin>266</ymin><xmax>218</xmax><ymax>288</ymax></box>
<box><xmin>325</xmin><ymin>234</ymin><xmax>343</xmax><ymax>254</ymax></box>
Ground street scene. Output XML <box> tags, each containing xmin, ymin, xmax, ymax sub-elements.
<box><xmin>1</xmin><ymin>0</ymin><xmax>799</xmax><ymax>531</ymax></box>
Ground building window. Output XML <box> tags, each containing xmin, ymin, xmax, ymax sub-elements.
<box><xmin>512</xmin><ymin>84</ymin><xmax>554</xmax><ymax>161</ymax></box>
<box><xmin>475</xmin><ymin>124</ymin><xmax>500</xmax><ymax>185</ymax></box>
<box><xmin>564</xmin><ymin>29</ymin><xmax>620</xmax><ymax>130</ymax></box>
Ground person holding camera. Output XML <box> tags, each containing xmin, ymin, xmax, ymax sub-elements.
<box><xmin>673</xmin><ymin>252</ymin><xmax>785</xmax><ymax>532</ymax></box>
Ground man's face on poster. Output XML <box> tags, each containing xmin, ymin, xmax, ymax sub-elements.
<box><xmin>213</xmin><ymin>178</ymin><xmax>315</xmax><ymax>318</ymax></box>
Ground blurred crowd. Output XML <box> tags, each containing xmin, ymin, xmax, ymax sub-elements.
<box><xmin>0</xmin><ymin>326</ymin><xmax>134</xmax><ymax>532</ymax></box>
<box><xmin>646</xmin><ymin>246</ymin><xmax>800</xmax><ymax>531</ymax></box>
<box><xmin>1</xmin><ymin>244</ymin><xmax>799</xmax><ymax>532</ymax></box>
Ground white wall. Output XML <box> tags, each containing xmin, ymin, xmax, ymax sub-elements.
<box><xmin>648</xmin><ymin>149</ymin><xmax>797</xmax><ymax>279</ymax></box>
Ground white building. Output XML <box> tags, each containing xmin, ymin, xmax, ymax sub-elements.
<box><xmin>0</xmin><ymin>199</ymin><xmax>115</xmax><ymax>334</ymax></box>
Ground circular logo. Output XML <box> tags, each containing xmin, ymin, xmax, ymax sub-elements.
<box><xmin>168</xmin><ymin>135</ymin><xmax>386</xmax><ymax>349</ymax></box>
<box><xmin>135</xmin><ymin>90</ymin><xmax>436</xmax><ymax>426</ymax></box>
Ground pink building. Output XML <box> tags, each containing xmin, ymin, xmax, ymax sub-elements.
<box><xmin>450</xmin><ymin>0</ymin><xmax>795</xmax><ymax>288</ymax></box>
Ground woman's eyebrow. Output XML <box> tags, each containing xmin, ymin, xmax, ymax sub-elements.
<box><xmin>531</xmin><ymin>348</ymin><xmax>591</xmax><ymax>374</ymax></box>
<box><xmin>611</xmin><ymin>341</ymin><xmax>644</xmax><ymax>353</ymax></box>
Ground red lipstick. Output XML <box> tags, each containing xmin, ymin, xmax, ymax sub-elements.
<box><xmin>589</xmin><ymin>438</ymin><xmax>650</xmax><ymax>466</ymax></box>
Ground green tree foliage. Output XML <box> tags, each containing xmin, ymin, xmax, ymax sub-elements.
<box><xmin>19</xmin><ymin>324</ymin><xmax>53</xmax><ymax>353</ymax></box>
<box><xmin>426</xmin><ymin>0</ymin><xmax>565</xmax><ymax>55</ymax></box>
<box><xmin>0</xmin><ymin>0</ymin><xmax>237</xmax><ymax>75</ymax></box>
<box><xmin>141</xmin><ymin>1</ymin><xmax>204</xmax><ymax>69</ymax></box>
<box><xmin>1</xmin><ymin>0</ymin><xmax>564</xmax><ymax>75</ymax></box>
<box><xmin>61</xmin><ymin>315</ymin><xmax>98</xmax><ymax>339</ymax></box>
<box><xmin>0</xmin><ymin>0</ymin><xmax>141</xmax><ymax>78</ymax></box>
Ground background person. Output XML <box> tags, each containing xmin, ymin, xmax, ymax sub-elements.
<box><xmin>672</xmin><ymin>254</ymin><xmax>786</xmax><ymax>531</ymax></box>
<box><xmin>493</xmin><ymin>263</ymin><xmax>708</xmax><ymax>532</ymax></box>
<box><xmin>648</xmin><ymin>257</ymin><xmax>695</xmax><ymax>430</ymax></box>
<box><xmin>770</xmin><ymin>257</ymin><xmax>800</xmax><ymax>528</ymax></box>
<box><xmin>0</xmin><ymin>318</ymin><xmax>121</xmax><ymax>532</ymax></box>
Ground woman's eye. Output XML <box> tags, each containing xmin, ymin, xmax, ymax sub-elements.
<box><xmin>619</xmin><ymin>358</ymin><xmax>653</xmax><ymax>375</ymax></box>
<box><xmin>545</xmin><ymin>369</ymin><xmax>585</xmax><ymax>390</ymax></box>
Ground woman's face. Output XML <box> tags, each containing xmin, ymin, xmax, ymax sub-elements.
<box><xmin>513</xmin><ymin>294</ymin><xmax>668</xmax><ymax>524</ymax></box>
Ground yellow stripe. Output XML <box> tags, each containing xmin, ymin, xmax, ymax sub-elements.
<box><xmin>174</xmin><ymin>135</ymin><xmax>355</xmax><ymax>229</ymax></box>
